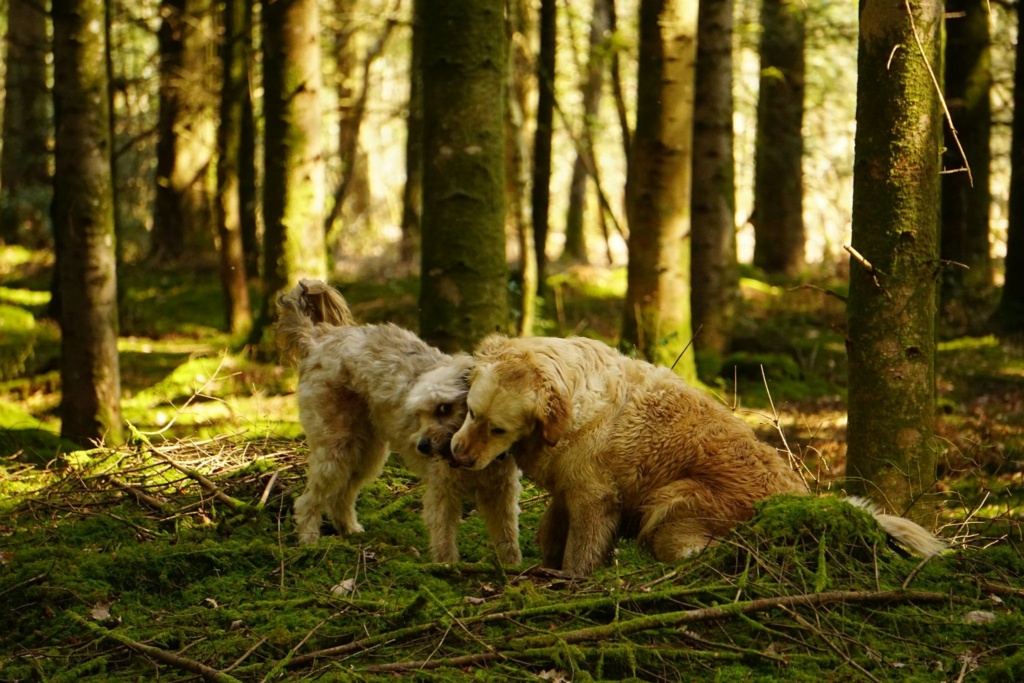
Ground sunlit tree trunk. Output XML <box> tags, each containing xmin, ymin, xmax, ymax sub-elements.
<box><xmin>400</xmin><ymin>0</ymin><xmax>424</xmax><ymax>265</ymax></box>
<box><xmin>691</xmin><ymin>0</ymin><xmax>737</xmax><ymax>361</ymax></box>
<box><xmin>940</xmin><ymin>0</ymin><xmax>992</xmax><ymax>321</ymax></box>
<box><xmin>992</xmin><ymin>3</ymin><xmax>1024</xmax><ymax>335</ymax></box>
<box><xmin>52</xmin><ymin>0</ymin><xmax>123</xmax><ymax>446</ymax></box>
<box><xmin>752</xmin><ymin>0</ymin><xmax>805</xmax><ymax>275</ymax></box>
<box><xmin>419</xmin><ymin>0</ymin><xmax>508</xmax><ymax>352</ymax></box>
<box><xmin>255</xmin><ymin>0</ymin><xmax>327</xmax><ymax>341</ymax></box>
<box><xmin>531</xmin><ymin>0</ymin><xmax>556</xmax><ymax>292</ymax></box>
<box><xmin>847</xmin><ymin>0</ymin><xmax>942</xmax><ymax>519</ymax></box>
<box><xmin>563</xmin><ymin>0</ymin><xmax>611</xmax><ymax>263</ymax></box>
<box><xmin>216</xmin><ymin>0</ymin><xmax>253</xmax><ymax>336</ymax></box>
<box><xmin>1</xmin><ymin>0</ymin><xmax>51</xmax><ymax>247</ymax></box>
<box><xmin>621</xmin><ymin>0</ymin><xmax>698</xmax><ymax>381</ymax></box>
<box><xmin>152</xmin><ymin>0</ymin><xmax>217</xmax><ymax>261</ymax></box>
<box><xmin>506</xmin><ymin>0</ymin><xmax>536</xmax><ymax>335</ymax></box>
<box><xmin>237</xmin><ymin>2</ymin><xmax>259</xmax><ymax>275</ymax></box>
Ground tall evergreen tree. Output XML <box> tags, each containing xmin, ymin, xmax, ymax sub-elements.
<box><xmin>52</xmin><ymin>0</ymin><xmax>123</xmax><ymax>446</ymax></box>
<box><xmin>1</xmin><ymin>0</ymin><xmax>51</xmax><ymax>247</ymax></box>
<box><xmin>216</xmin><ymin>0</ymin><xmax>253</xmax><ymax>336</ymax></box>
<box><xmin>846</xmin><ymin>0</ymin><xmax>942</xmax><ymax>517</ymax></box>
<box><xmin>940</xmin><ymin>0</ymin><xmax>992</xmax><ymax>319</ymax></box>
<box><xmin>691</xmin><ymin>0</ymin><xmax>737</xmax><ymax>360</ymax></box>
<box><xmin>256</xmin><ymin>0</ymin><xmax>328</xmax><ymax>340</ymax></box>
<box><xmin>531</xmin><ymin>0</ymin><xmax>556</xmax><ymax>293</ymax></box>
<box><xmin>152</xmin><ymin>0</ymin><xmax>217</xmax><ymax>261</ymax></box>
<box><xmin>419</xmin><ymin>0</ymin><xmax>508</xmax><ymax>352</ymax></box>
<box><xmin>621</xmin><ymin>0</ymin><xmax>698</xmax><ymax>380</ymax></box>
<box><xmin>752</xmin><ymin>0</ymin><xmax>805</xmax><ymax>275</ymax></box>
<box><xmin>992</xmin><ymin>1</ymin><xmax>1024</xmax><ymax>334</ymax></box>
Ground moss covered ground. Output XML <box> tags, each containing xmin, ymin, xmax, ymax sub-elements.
<box><xmin>2</xmin><ymin>249</ymin><xmax>1023</xmax><ymax>680</ymax></box>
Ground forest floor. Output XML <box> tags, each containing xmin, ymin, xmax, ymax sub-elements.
<box><xmin>1</xmin><ymin>244</ymin><xmax>1023</xmax><ymax>682</ymax></box>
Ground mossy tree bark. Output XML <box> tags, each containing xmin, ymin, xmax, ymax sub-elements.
<box><xmin>563</xmin><ymin>0</ymin><xmax>611</xmax><ymax>264</ymax></box>
<box><xmin>152</xmin><ymin>0</ymin><xmax>217</xmax><ymax>262</ymax></box>
<box><xmin>940</xmin><ymin>0</ymin><xmax>992</xmax><ymax>320</ymax></box>
<box><xmin>215</xmin><ymin>0</ymin><xmax>253</xmax><ymax>337</ymax></box>
<box><xmin>992</xmin><ymin>3</ymin><xmax>1024</xmax><ymax>334</ymax></box>
<box><xmin>691</xmin><ymin>0</ymin><xmax>738</xmax><ymax>361</ymax></box>
<box><xmin>1</xmin><ymin>0</ymin><xmax>51</xmax><ymax>247</ymax></box>
<box><xmin>52</xmin><ymin>0</ymin><xmax>123</xmax><ymax>446</ymax></box>
<box><xmin>752</xmin><ymin>0</ymin><xmax>805</xmax><ymax>276</ymax></box>
<box><xmin>256</xmin><ymin>0</ymin><xmax>327</xmax><ymax>340</ymax></box>
<box><xmin>531</xmin><ymin>0</ymin><xmax>556</xmax><ymax>293</ymax></box>
<box><xmin>621</xmin><ymin>0</ymin><xmax>698</xmax><ymax>381</ymax></box>
<box><xmin>846</xmin><ymin>0</ymin><xmax>942</xmax><ymax>518</ymax></box>
<box><xmin>419</xmin><ymin>0</ymin><xmax>508</xmax><ymax>352</ymax></box>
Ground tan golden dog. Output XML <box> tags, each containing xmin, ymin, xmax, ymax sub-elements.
<box><xmin>276</xmin><ymin>280</ymin><xmax>521</xmax><ymax>564</ymax></box>
<box><xmin>450</xmin><ymin>335</ymin><xmax>943</xmax><ymax>576</ymax></box>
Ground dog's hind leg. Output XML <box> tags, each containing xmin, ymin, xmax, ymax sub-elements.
<box><xmin>474</xmin><ymin>459</ymin><xmax>523</xmax><ymax>565</ymax></box>
<box><xmin>638</xmin><ymin>479</ymin><xmax>735</xmax><ymax>562</ymax></box>
<box><xmin>324</xmin><ymin>434</ymin><xmax>388</xmax><ymax>536</ymax></box>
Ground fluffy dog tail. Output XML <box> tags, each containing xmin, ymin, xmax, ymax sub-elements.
<box><xmin>845</xmin><ymin>496</ymin><xmax>946</xmax><ymax>558</ymax></box>
<box><xmin>275</xmin><ymin>279</ymin><xmax>356</xmax><ymax>364</ymax></box>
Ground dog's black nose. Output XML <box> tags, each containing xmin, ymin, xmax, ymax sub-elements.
<box><xmin>417</xmin><ymin>438</ymin><xmax>432</xmax><ymax>455</ymax></box>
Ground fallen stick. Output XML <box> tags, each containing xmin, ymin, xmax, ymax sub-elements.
<box><xmin>68</xmin><ymin>611</ymin><xmax>243</xmax><ymax>683</ymax></box>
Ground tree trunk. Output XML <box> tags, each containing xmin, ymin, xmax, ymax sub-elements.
<box><xmin>52</xmin><ymin>0</ymin><xmax>123</xmax><ymax>446</ymax></box>
<box><xmin>563</xmin><ymin>0</ymin><xmax>611</xmax><ymax>263</ymax></box>
<box><xmin>152</xmin><ymin>0</ymin><xmax>217</xmax><ymax>262</ymax></box>
<box><xmin>1</xmin><ymin>0</ymin><xmax>51</xmax><ymax>247</ymax></box>
<box><xmin>992</xmin><ymin>3</ymin><xmax>1024</xmax><ymax>334</ymax></box>
<box><xmin>506</xmin><ymin>0</ymin><xmax>536</xmax><ymax>335</ymax></box>
<box><xmin>531</xmin><ymin>0</ymin><xmax>556</xmax><ymax>293</ymax></box>
<box><xmin>621</xmin><ymin>0</ymin><xmax>698</xmax><ymax>381</ymax></box>
<box><xmin>237</xmin><ymin>2</ymin><xmax>259</xmax><ymax>275</ymax></box>
<box><xmin>691</xmin><ymin>0</ymin><xmax>737</xmax><ymax>361</ymax></box>
<box><xmin>419</xmin><ymin>0</ymin><xmax>508</xmax><ymax>352</ymax></box>
<box><xmin>752</xmin><ymin>0</ymin><xmax>805</xmax><ymax>276</ymax></box>
<box><xmin>940</xmin><ymin>0</ymin><xmax>992</xmax><ymax>322</ymax></box>
<box><xmin>256</xmin><ymin>0</ymin><xmax>327</xmax><ymax>341</ymax></box>
<box><xmin>846</xmin><ymin>0</ymin><xmax>942</xmax><ymax>519</ymax></box>
<box><xmin>400</xmin><ymin>0</ymin><xmax>424</xmax><ymax>265</ymax></box>
<box><xmin>216</xmin><ymin>0</ymin><xmax>253</xmax><ymax>336</ymax></box>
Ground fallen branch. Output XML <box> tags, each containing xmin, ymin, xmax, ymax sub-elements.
<box><xmin>109</xmin><ymin>476</ymin><xmax>175</xmax><ymax>517</ymax></box>
<box><xmin>68</xmin><ymin>611</ymin><xmax>243</xmax><ymax>683</ymax></box>
<box><xmin>151</xmin><ymin>451</ymin><xmax>250</xmax><ymax>515</ymax></box>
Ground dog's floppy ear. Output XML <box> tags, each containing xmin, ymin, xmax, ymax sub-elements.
<box><xmin>537</xmin><ymin>380</ymin><xmax>570</xmax><ymax>445</ymax></box>
<box><xmin>449</xmin><ymin>353</ymin><xmax>475</xmax><ymax>389</ymax></box>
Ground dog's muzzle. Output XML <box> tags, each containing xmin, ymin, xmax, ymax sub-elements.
<box><xmin>417</xmin><ymin>437</ymin><xmax>433</xmax><ymax>455</ymax></box>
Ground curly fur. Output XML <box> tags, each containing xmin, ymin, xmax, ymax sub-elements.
<box><xmin>451</xmin><ymin>335</ymin><xmax>942</xmax><ymax>576</ymax></box>
<box><xmin>276</xmin><ymin>280</ymin><xmax>521</xmax><ymax>564</ymax></box>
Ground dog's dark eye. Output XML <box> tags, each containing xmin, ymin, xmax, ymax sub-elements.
<box><xmin>436</xmin><ymin>403</ymin><xmax>452</xmax><ymax>417</ymax></box>
<box><xmin>491</xmin><ymin>427</ymin><xmax>506</xmax><ymax>436</ymax></box>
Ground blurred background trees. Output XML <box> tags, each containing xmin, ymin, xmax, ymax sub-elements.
<box><xmin>0</xmin><ymin>0</ymin><xmax>1022</xmax><ymax>500</ymax></box>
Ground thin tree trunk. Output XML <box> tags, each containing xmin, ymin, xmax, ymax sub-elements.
<box><xmin>255</xmin><ymin>0</ymin><xmax>327</xmax><ymax>343</ymax></box>
<box><xmin>1</xmin><ymin>0</ymin><xmax>51</xmax><ymax>247</ymax></box>
<box><xmin>400</xmin><ymin>0</ymin><xmax>424</xmax><ymax>265</ymax></box>
<box><xmin>752</xmin><ymin>0</ymin><xmax>805</xmax><ymax>275</ymax></box>
<box><xmin>691</xmin><ymin>0</ymin><xmax>738</xmax><ymax>360</ymax></box>
<box><xmin>563</xmin><ymin>0</ymin><xmax>611</xmax><ymax>263</ymax></box>
<box><xmin>608</xmin><ymin>0</ymin><xmax>631</xmax><ymax>161</ymax></box>
<box><xmin>531</xmin><ymin>0</ymin><xmax>556</xmax><ymax>293</ymax></box>
<box><xmin>506</xmin><ymin>0</ymin><xmax>536</xmax><ymax>335</ymax></box>
<box><xmin>52</xmin><ymin>0</ymin><xmax>123</xmax><ymax>446</ymax></box>
<box><xmin>846</xmin><ymin>0</ymin><xmax>943</xmax><ymax>519</ymax></box>
<box><xmin>238</xmin><ymin>3</ymin><xmax>259</xmax><ymax>275</ymax></box>
<box><xmin>216</xmin><ymin>0</ymin><xmax>253</xmax><ymax>336</ymax></box>
<box><xmin>940</xmin><ymin>0</ymin><xmax>992</xmax><ymax>322</ymax></box>
<box><xmin>419</xmin><ymin>0</ymin><xmax>508</xmax><ymax>352</ymax></box>
<box><xmin>621</xmin><ymin>0</ymin><xmax>698</xmax><ymax>381</ymax></box>
<box><xmin>992</xmin><ymin>2</ymin><xmax>1024</xmax><ymax>334</ymax></box>
<box><xmin>152</xmin><ymin>0</ymin><xmax>217</xmax><ymax>262</ymax></box>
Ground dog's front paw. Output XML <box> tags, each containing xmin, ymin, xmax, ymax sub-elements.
<box><xmin>296</xmin><ymin>528</ymin><xmax>322</xmax><ymax>545</ymax></box>
<box><xmin>341</xmin><ymin>521</ymin><xmax>365</xmax><ymax>534</ymax></box>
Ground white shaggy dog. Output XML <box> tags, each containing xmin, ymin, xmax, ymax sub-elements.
<box><xmin>275</xmin><ymin>280</ymin><xmax>522</xmax><ymax>564</ymax></box>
